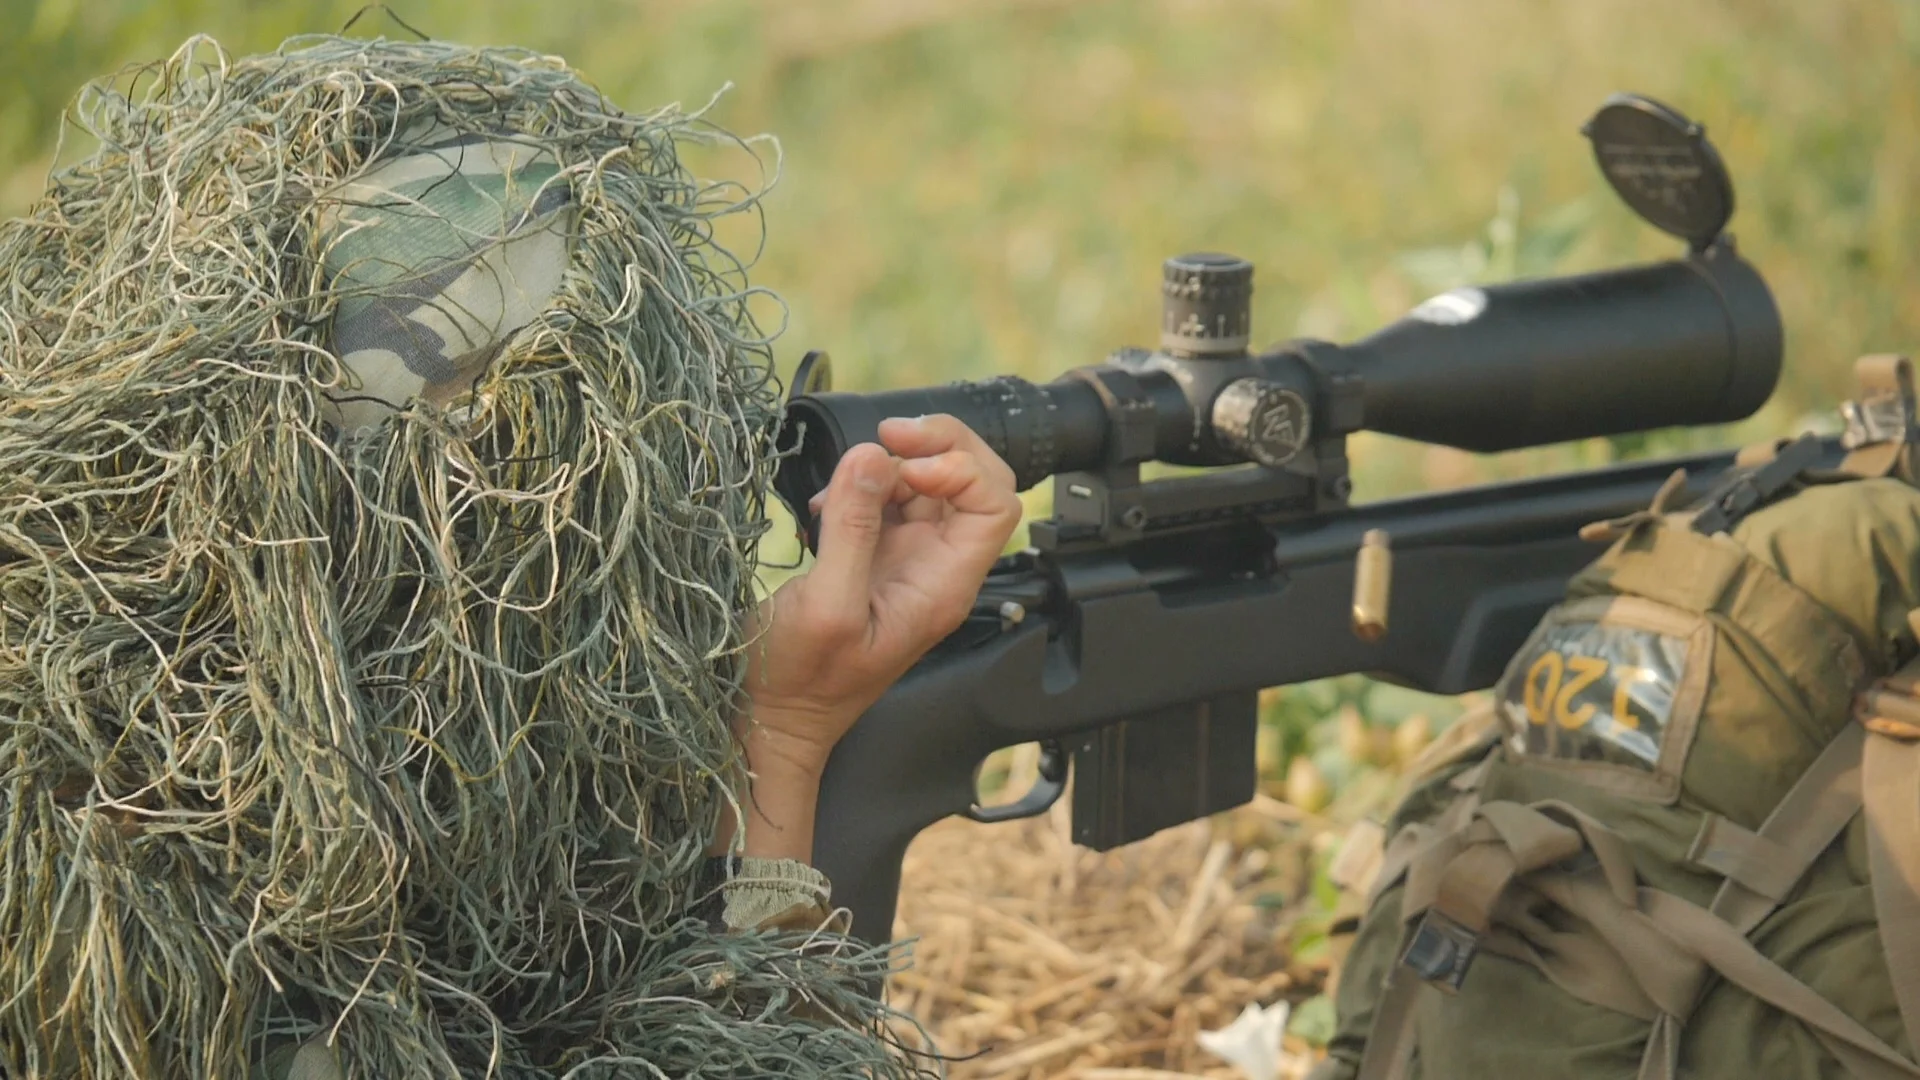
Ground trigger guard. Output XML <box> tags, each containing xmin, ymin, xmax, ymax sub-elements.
<box><xmin>967</xmin><ymin>741</ymin><xmax>1068</xmax><ymax>823</ymax></box>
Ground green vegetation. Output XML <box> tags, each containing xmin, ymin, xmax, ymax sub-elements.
<box><xmin>6</xmin><ymin>0</ymin><xmax>1916</xmax><ymax>844</ymax></box>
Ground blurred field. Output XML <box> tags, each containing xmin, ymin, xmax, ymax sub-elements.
<box><xmin>5</xmin><ymin>0</ymin><xmax>1918</xmax><ymax>1074</ymax></box>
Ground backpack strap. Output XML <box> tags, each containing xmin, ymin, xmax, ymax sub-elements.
<box><xmin>1356</xmin><ymin>798</ymin><xmax>1920</xmax><ymax>1080</ymax></box>
<box><xmin>1632</xmin><ymin>723</ymin><xmax>1873</xmax><ymax>1079</ymax></box>
<box><xmin>1632</xmin><ymin>887</ymin><xmax>1920</xmax><ymax>1080</ymax></box>
<box><xmin>1865</xmin><ymin>730</ymin><xmax>1920</xmax><ymax>1058</ymax></box>
<box><xmin>1353</xmin><ymin>964</ymin><xmax>1423</xmax><ymax>1080</ymax></box>
<box><xmin>1620</xmin><ymin>666</ymin><xmax>1920</xmax><ymax>1080</ymax></box>
<box><xmin>1857</xmin><ymin>642</ymin><xmax>1920</xmax><ymax>1055</ymax></box>
<box><xmin>1365</xmin><ymin>757</ymin><xmax>1495</xmax><ymax>909</ymax></box>
<box><xmin>1698</xmin><ymin>723</ymin><xmax>1865</xmax><ymax>934</ymax></box>
<box><xmin>1352</xmin><ymin>751</ymin><xmax>1499</xmax><ymax>1080</ymax></box>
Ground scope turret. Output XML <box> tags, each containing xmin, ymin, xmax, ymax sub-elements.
<box><xmin>1161</xmin><ymin>253</ymin><xmax>1254</xmax><ymax>357</ymax></box>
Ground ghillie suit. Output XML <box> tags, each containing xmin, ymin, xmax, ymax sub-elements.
<box><xmin>0</xmin><ymin>35</ymin><xmax>925</xmax><ymax>1079</ymax></box>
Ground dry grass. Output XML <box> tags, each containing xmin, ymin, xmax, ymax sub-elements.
<box><xmin>890</xmin><ymin>746</ymin><xmax>1345</xmax><ymax>1079</ymax></box>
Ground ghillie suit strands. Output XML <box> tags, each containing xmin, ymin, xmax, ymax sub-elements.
<box><xmin>0</xmin><ymin>34</ymin><xmax>927</xmax><ymax>1079</ymax></box>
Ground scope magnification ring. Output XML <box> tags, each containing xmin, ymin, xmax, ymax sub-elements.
<box><xmin>967</xmin><ymin>377</ymin><xmax>1056</xmax><ymax>490</ymax></box>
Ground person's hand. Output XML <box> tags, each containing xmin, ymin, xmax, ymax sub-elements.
<box><xmin>747</xmin><ymin>414</ymin><xmax>1023</xmax><ymax>772</ymax></box>
<box><xmin>715</xmin><ymin>415</ymin><xmax>1021</xmax><ymax>863</ymax></box>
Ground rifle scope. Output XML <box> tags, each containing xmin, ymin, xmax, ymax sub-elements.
<box><xmin>774</xmin><ymin>245</ymin><xmax>1782</xmax><ymax>517</ymax></box>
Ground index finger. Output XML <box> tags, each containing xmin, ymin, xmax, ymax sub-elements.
<box><xmin>876</xmin><ymin>415</ymin><xmax>1017</xmax><ymax>492</ymax></box>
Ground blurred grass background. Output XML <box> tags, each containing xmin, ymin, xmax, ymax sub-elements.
<box><xmin>5</xmin><ymin>0</ymin><xmax>1918</xmax><ymax>893</ymax></box>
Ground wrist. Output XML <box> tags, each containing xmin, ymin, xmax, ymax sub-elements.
<box><xmin>739</xmin><ymin>708</ymin><xmax>844</xmax><ymax>780</ymax></box>
<box><xmin>737</xmin><ymin>732</ymin><xmax>827</xmax><ymax>863</ymax></box>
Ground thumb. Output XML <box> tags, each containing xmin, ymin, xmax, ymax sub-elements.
<box><xmin>805</xmin><ymin>443</ymin><xmax>897</xmax><ymax>624</ymax></box>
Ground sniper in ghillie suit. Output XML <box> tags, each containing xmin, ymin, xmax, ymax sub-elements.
<box><xmin>0</xmin><ymin>35</ymin><xmax>921</xmax><ymax>1080</ymax></box>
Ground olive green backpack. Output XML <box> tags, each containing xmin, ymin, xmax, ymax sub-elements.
<box><xmin>1316</xmin><ymin>355</ymin><xmax>1920</xmax><ymax>1080</ymax></box>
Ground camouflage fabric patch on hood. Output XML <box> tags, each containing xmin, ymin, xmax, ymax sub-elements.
<box><xmin>318</xmin><ymin>123</ymin><xmax>575</xmax><ymax>431</ymax></box>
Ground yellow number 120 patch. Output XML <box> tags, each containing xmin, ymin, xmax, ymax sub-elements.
<box><xmin>1497</xmin><ymin>618</ymin><xmax>1689</xmax><ymax>771</ymax></box>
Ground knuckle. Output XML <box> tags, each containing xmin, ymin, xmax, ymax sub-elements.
<box><xmin>942</xmin><ymin>448</ymin><xmax>979</xmax><ymax>474</ymax></box>
<box><xmin>844</xmin><ymin>440</ymin><xmax>889</xmax><ymax>464</ymax></box>
<box><xmin>928</xmin><ymin>413</ymin><xmax>985</xmax><ymax>451</ymax></box>
<box><xmin>963</xmin><ymin>437</ymin><xmax>1015</xmax><ymax>488</ymax></box>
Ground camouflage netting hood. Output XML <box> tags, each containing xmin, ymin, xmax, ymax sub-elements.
<box><xmin>0</xmin><ymin>33</ymin><xmax>923</xmax><ymax>1078</ymax></box>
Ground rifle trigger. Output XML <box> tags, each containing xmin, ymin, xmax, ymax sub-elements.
<box><xmin>967</xmin><ymin>741</ymin><xmax>1069</xmax><ymax>824</ymax></box>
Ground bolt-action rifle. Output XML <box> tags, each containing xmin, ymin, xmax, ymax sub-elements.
<box><xmin>773</xmin><ymin>94</ymin><xmax>1846</xmax><ymax>944</ymax></box>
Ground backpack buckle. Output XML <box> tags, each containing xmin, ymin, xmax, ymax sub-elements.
<box><xmin>1856</xmin><ymin>650</ymin><xmax>1920</xmax><ymax>741</ymax></box>
<box><xmin>1840</xmin><ymin>354</ymin><xmax>1916</xmax><ymax>450</ymax></box>
<box><xmin>1690</xmin><ymin>433</ymin><xmax>1827</xmax><ymax>535</ymax></box>
<box><xmin>1400</xmin><ymin>910</ymin><xmax>1480</xmax><ymax>993</ymax></box>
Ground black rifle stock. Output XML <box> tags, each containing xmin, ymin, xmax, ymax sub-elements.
<box><xmin>775</xmin><ymin>95</ymin><xmax>1812</xmax><ymax>945</ymax></box>
<box><xmin>806</xmin><ymin>449</ymin><xmax>1812</xmax><ymax>942</ymax></box>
